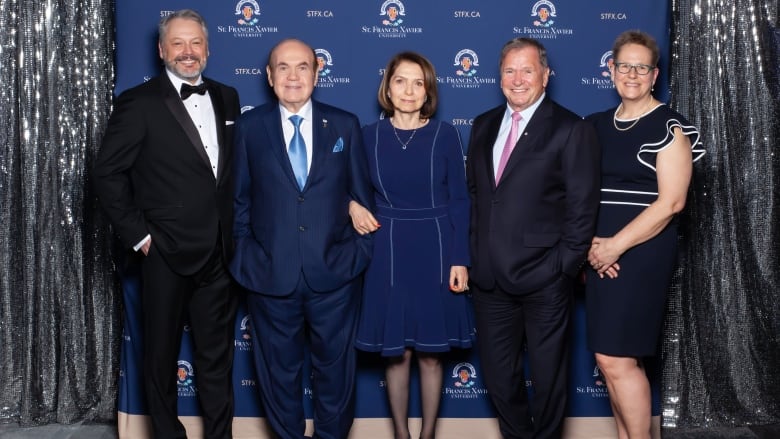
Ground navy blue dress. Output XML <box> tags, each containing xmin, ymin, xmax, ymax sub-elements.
<box><xmin>585</xmin><ymin>104</ymin><xmax>704</xmax><ymax>357</ymax></box>
<box><xmin>355</xmin><ymin>118</ymin><xmax>475</xmax><ymax>357</ymax></box>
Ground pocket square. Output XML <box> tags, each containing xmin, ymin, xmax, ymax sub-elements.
<box><xmin>225</xmin><ymin>120</ymin><xmax>235</xmax><ymax>126</ymax></box>
<box><xmin>332</xmin><ymin>137</ymin><xmax>344</xmax><ymax>152</ymax></box>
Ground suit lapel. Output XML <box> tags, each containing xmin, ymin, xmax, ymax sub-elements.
<box><xmin>206</xmin><ymin>80</ymin><xmax>228</xmax><ymax>183</ymax></box>
<box><xmin>264</xmin><ymin>106</ymin><xmax>301</xmax><ymax>190</ymax></box>
<box><xmin>308</xmin><ymin>103</ymin><xmax>330</xmax><ymax>188</ymax></box>
<box><xmin>161</xmin><ymin>76</ymin><xmax>212</xmax><ymax>172</ymax></box>
<box><xmin>481</xmin><ymin>108</ymin><xmax>504</xmax><ymax>189</ymax></box>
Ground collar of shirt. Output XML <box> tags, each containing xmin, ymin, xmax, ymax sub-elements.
<box><xmin>166</xmin><ymin>69</ymin><xmax>205</xmax><ymax>97</ymax></box>
<box><xmin>279</xmin><ymin>100</ymin><xmax>313</xmax><ymax>125</ymax></box>
<box><xmin>503</xmin><ymin>92</ymin><xmax>545</xmax><ymax>127</ymax></box>
<box><xmin>493</xmin><ymin>93</ymin><xmax>546</xmax><ymax>173</ymax></box>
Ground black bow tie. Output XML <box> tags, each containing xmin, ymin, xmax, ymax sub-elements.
<box><xmin>180</xmin><ymin>82</ymin><xmax>208</xmax><ymax>100</ymax></box>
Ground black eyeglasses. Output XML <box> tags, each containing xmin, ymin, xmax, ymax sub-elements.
<box><xmin>613</xmin><ymin>62</ymin><xmax>655</xmax><ymax>75</ymax></box>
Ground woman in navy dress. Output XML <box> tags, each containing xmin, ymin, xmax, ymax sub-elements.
<box><xmin>349</xmin><ymin>51</ymin><xmax>473</xmax><ymax>439</ymax></box>
<box><xmin>586</xmin><ymin>31</ymin><xmax>705</xmax><ymax>439</ymax></box>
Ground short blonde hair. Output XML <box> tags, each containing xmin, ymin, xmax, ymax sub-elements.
<box><xmin>612</xmin><ymin>30</ymin><xmax>660</xmax><ymax>66</ymax></box>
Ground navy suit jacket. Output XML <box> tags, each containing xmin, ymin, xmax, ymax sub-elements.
<box><xmin>466</xmin><ymin>97</ymin><xmax>600</xmax><ymax>294</ymax></box>
<box><xmin>230</xmin><ymin>100</ymin><xmax>374</xmax><ymax>295</ymax></box>
<box><xmin>94</xmin><ymin>75</ymin><xmax>240</xmax><ymax>275</ymax></box>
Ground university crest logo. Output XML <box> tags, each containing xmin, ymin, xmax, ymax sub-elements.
<box><xmin>361</xmin><ymin>0</ymin><xmax>421</xmax><ymax>37</ymax></box>
<box><xmin>380</xmin><ymin>0</ymin><xmax>406</xmax><ymax>27</ymax></box>
<box><xmin>513</xmin><ymin>0</ymin><xmax>571</xmax><ymax>38</ymax></box>
<box><xmin>599</xmin><ymin>50</ymin><xmax>613</xmax><ymax>78</ymax></box>
<box><xmin>531</xmin><ymin>0</ymin><xmax>557</xmax><ymax>27</ymax></box>
<box><xmin>240</xmin><ymin>314</ymin><xmax>252</xmax><ymax>340</ymax></box>
<box><xmin>452</xmin><ymin>362</ymin><xmax>477</xmax><ymax>388</ymax></box>
<box><xmin>593</xmin><ymin>365</ymin><xmax>606</xmax><ymax>387</ymax></box>
<box><xmin>235</xmin><ymin>314</ymin><xmax>253</xmax><ymax>351</ymax></box>
<box><xmin>315</xmin><ymin>49</ymin><xmax>333</xmax><ymax>78</ymax></box>
<box><xmin>235</xmin><ymin>0</ymin><xmax>260</xmax><ymax>26</ymax></box>
<box><xmin>575</xmin><ymin>363</ymin><xmax>610</xmax><ymax>399</ymax></box>
<box><xmin>579</xmin><ymin>50</ymin><xmax>614</xmax><ymax>89</ymax></box>
<box><xmin>176</xmin><ymin>360</ymin><xmax>194</xmax><ymax>387</ymax></box>
<box><xmin>444</xmin><ymin>48</ymin><xmax>495</xmax><ymax>89</ymax></box>
<box><xmin>454</xmin><ymin>49</ymin><xmax>479</xmax><ymax>77</ymax></box>
<box><xmin>218</xmin><ymin>0</ymin><xmax>278</xmax><ymax>38</ymax></box>
<box><xmin>314</xmin><ymin>49</ymin><xmax>351</xmax><ymax>87</ymax></box>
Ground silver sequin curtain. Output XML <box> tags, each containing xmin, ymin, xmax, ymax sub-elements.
<box><xmin>665</xmin><ymin>0</ymin><xmax>780</xmax><ymax>429</ymax></box>
<box><xmin>0</xmin><ymin>0</ymin><xmax>120</xmax><ymax>426</ymax></box>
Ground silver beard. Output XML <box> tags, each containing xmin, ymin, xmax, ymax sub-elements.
<box><xmin>165</xmin><ymin>55</ymin><xmax>206</xmax><ymax>82</ymax></box>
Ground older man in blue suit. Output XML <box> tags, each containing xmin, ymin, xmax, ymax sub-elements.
<box><xmin>230</xmin><ymin>38</ymin><xmax>373</xmax><ymax>439</ymax></box>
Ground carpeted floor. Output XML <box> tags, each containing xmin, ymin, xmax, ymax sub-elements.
<box><xmin>0</xmin><ymin>422</ymin><xmax>778</xmax><ymax>438</ymax></box>
<box><xmin>0</xmin><ymin>422</ymin><xmax>117</xmax><ymax>439</ymax></box>
<box><xmin>663</xmin><ymin>425</ymin><xmax>780</xmax><ymax>439</ymax></box>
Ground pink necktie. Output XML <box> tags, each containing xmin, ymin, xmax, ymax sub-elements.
<box><xmin>495</xmin><ymin>111</ymin><xmax>522</xmax><ymax>183</ymax></box>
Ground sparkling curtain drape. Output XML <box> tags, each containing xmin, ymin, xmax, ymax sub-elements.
<box><xmin>1</xmin><ymin>0</ymin><xmax>779</xmax><ymax>431</ymax></box>
<box><xmin>665</xmin><ymin>0</ymin><xmax>780</xmax><ymax>429</ymax></box>
<box><xmin>0</xmin><ymin>0</ymin><xmax>120</xmax><ymax>425</ymax></box>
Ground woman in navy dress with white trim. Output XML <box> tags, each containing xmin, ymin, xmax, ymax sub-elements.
<box><xmin>585</xmin><ymin>30</ymin><xmax>705</xmax><ymax>439</ymax></box>
<box><xmin>349</xmin><ymin>51</ymin><xmax>473</xmax><ymax>439</ymax></box>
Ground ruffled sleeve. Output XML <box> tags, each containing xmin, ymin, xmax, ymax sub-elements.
<box><xmin>637</xmin><ymin>109</ymin><xmax>705</xmax><ymax>171</ymax></box>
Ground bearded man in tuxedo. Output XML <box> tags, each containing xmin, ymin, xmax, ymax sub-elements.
<box><xmin>94</xmin><ymin>9</ymin><xmax>240</xmax><ymax>438</ymax></box>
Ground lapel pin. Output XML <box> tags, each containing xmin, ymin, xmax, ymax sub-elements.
<box><xmin>322</xmin><ymin>118</ymin><xmax>328</xmax><ymax>128</ymax></box>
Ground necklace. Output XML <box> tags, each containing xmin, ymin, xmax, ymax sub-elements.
<box><xmin>392</xmin><ymin>122</ymin><xmax>418</xmax><ymax>150</ymax></box>
<box><xmin>613</xmin><ymin>99</ymin><xmax>654</xmax><ymax>132</ymax></box>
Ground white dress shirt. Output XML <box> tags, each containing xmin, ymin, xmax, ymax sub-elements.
<box><xmin>134</xmin><ymin>71</ymin><xmax>221</xmax><ymax>252</ymax></box>
<box><xmin>166</xmin><ymin>69</ymin><xmax>220</xmax><ymax>178</ymax></box>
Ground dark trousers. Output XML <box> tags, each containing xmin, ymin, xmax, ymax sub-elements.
<box><xmin>473</xmin><ymin>275</ymin><xmax>573</xmax><ymax>439</ymax></box>
<box><xmin>247</xmin><ymin>273</ymin><xmax>360</xmax><ymax>439</ymax></box>
<box><xmin>141</xmin><ymin>243</ymin><xmax>237</xmax><ymax>439</ymax></box>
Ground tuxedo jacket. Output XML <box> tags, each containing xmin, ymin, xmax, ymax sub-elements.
<box><xmin>466</xmin><ymin>97</ymin><xmax>600</xmax><ymax>293</ymax></box>
<box><xmin>229</xmin><ymin>100</ymin><xmax>374</xmax><ymax>296</ymax></box>
<box><xmin>94</xmin><ymin>75</ymin><xmax>240</xmax><ymax>275</ymax></box>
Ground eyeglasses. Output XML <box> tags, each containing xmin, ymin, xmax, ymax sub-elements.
<box><xmin>613</xmin><ymin>62</ymin><xmax>655</xmax><ymax>75</ymax></box>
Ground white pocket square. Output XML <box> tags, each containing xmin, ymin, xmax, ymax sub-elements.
<box><xmin>225</xmin><ymin>120</ymin><xmax>235</xmax><ymax>126</ymax></box>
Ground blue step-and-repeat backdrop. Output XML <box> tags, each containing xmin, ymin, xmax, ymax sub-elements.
<box><xmin>114</xmin><ymin>0</ymin><xmax>669</xmax><ymax>435</ymax></box>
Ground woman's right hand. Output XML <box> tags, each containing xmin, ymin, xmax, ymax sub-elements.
<box><xmin>349</xmin><ymin>200</ymin><xmax>380</xmax><ymax>235</ymax></box>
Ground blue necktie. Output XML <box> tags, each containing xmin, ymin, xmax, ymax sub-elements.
<box><xmin>288</xmin><ymin>115</ymin><xmax>308</xmax><ymax>190</ymax></box>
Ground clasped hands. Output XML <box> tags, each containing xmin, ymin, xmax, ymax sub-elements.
<box><xmin>588</xmin><ymin>236</ymin><xmax>622</xmax><ymax>279</ymax></box>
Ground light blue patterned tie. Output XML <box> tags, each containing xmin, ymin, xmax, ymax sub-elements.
<box><xmin>288</xmin><ymin>115</ymin><xmax>307</xmax><ymax>190</ymax></box>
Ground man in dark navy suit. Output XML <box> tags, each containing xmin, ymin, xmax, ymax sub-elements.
<box><xmin>230</xmin><ymin>38</ymin><xmax>373</xmax><ymax>439</ymax></box>
<box><xmin>94</xmin><ymin>9</ymin><xmax>239</xmax><ymax>438</ymax></box>
<box><xmin>466</xmin><ymin>37</ymin><xmax>600</xmax><ymax>439</ymax></box>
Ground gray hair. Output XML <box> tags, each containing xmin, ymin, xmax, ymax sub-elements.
<box><xmin>158</xmin><ymin>9</ymin><xmax>209</xmax><ymax>44</ymax></box>
<box><xmin>499</xmin><ymin>37</ymin><xmax>548</xmax><ymax>69</ymax></box>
